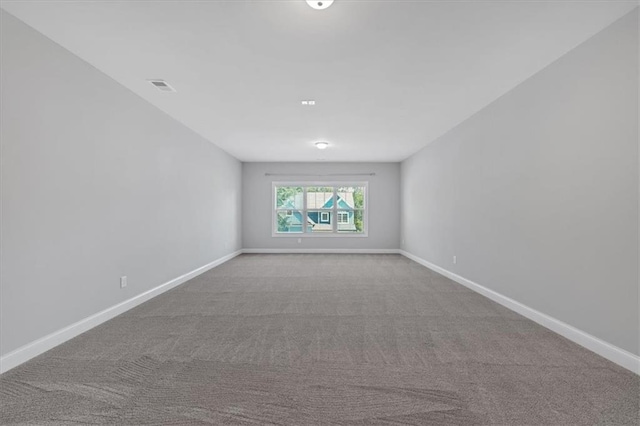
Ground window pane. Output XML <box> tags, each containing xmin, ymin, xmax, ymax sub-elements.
<box><xmin>306</xmin><ymin>186</ymin><xmax>334</xmax><ymax>210</ymax></box>
<box><xmin>275</xmin><ymin>210</ymin><xmax>303</xmax><ymax>233</ymax></box>
<box><xmin>275</xmin><ymin>186</ymin><xmax>303</xmax><ymax>209</ymax></box>
<box><xmin>337</xmin><ymin>210</ymin><xmax>364</xmax><ymax>233</ymax></box>
<box><xmin>337</xmin><ymin>186</ymin><xmax>365</xmax><ymax>209</ymax></box>
<box><xmin>307</xmin><ymin>211</ymin><xmax>333</xmax><ymax>233</ymax></box>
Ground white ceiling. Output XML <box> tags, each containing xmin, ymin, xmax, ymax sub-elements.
<box><xmin>1</xmin><ymin>0</ymin><xmax>636</xmax><ymax>162</ymax></box>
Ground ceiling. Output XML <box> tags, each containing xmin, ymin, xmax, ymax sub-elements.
<box><xmin>1</xmin><ymin>0</ymin><xmax>636</xmax><ymax>162</ymax></box>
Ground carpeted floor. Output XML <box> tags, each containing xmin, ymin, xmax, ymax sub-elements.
<box><xmin>1</xmin><ymin>254</ymin><xmax>638</xmax><ymax>425</ymax></box>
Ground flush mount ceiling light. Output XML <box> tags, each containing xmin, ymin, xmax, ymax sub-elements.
<box><xmin>306</xmin><ymin>0</ymin><xmax>334</xmax><ymax>10</ymax></box>
<box><xmin>301</xmin><ymin>100</ymin><xmax>316</xmax><ymax>106</ymax></box>
<box><xmin>315</xmin><ymin>141</ymin><xmax>329</xmax><ymax>150</ymax></box>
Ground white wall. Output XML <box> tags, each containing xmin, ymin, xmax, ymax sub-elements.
<box><xmin>0</xmin><ymin>11</ymin><xmax>242</xmax><ymax>358</ymax></box>
<box><xmin>242</xmin><ymin>162</ymin><xmax>400</xmax><ymax>250</ymax></box>
<box><xmin>402</xmin><ymin>11</ymin><xmax>639</xmax><ymax>356</ymax></box>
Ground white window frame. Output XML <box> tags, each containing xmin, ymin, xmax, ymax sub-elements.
<box><xmin>320</xmin><ymin>211</ymin><xmax>330</xmax><ymax>223</ymax></box>
<box><xmin>272</xmin><ymin>181</ymin><xmax>368</xmax><ymax>238</ymax></box>
<box><xmin>337</xmin><ymin>211</ymin><xmax>349</xmax><ymax>224</ymax></box>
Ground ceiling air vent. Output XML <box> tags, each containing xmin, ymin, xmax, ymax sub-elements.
<box><xmin>148</xmin><ymin>80</ymin><xmax>176</xmax><ymax>92</ymax></box>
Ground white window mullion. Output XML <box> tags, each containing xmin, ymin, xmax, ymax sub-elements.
<box><xmin>331</xmin><ymin>185</ymin><xmax>338</xmax><ymax>234</ymax></box>
<box><xmin>303</xmin><ymin>186</ymin><xmax>308</xmax><ymax>234</ymax></box>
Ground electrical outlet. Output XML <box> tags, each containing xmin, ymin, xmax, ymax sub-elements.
<box><xmin>453</xmin><ymin>256</ymin><xmax>457</xmax><ymax>264</ymax></box>
<box><xmin>120</xmin><ymin>276</ymin><xmax>127</xmax><ymax>289</ymax></box>
<box><xmin>298</xmin><ymin>238</ymin><xmax>302</xmax><ymax>244</ymax></box>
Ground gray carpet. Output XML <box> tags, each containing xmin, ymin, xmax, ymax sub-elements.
<box><xmin>1</xmin><ymin>254</ymin><xmax>638</xmax><ymax>425</ymax></box>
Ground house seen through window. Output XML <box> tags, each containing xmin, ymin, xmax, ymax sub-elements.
<box><xmin>274</xmin><ymin>184</ymin><xmax>367</xmax><ymax>235</ymax></box>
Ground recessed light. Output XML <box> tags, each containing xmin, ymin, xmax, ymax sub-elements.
<box><xmin>306</xmin><ymin>0</ymin><xmax>334</xmax><ymax>10</ymax></box>
<box><xmin>315</xmin><ymin>141</ymin><xmax>329</xmax><ymax>150</ymax></box>
<box><xmin>301</xmin><ymin>100</ymin><xmax>316</xmax><ymax>106</ymax></box>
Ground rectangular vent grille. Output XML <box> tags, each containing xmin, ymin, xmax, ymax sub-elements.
<box><xmin>148</xmin><ymin>80</ymin><xmax>176</xmax><ymax>92</ymax></box>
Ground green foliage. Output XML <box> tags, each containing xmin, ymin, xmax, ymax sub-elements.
<box><xmin>276</xmin><ymin>186</ymin><xmax>302</xmax><ymax>208</ymax></box>
<box><xmin>354</xmin><ymin>210</ymin><xmax>363</xmax><ymax>232</ymax></box>
<box><xmin>307</xmin><ymin>186</ymin><xmax>334</xmax><ymax>193</ymax></box>
<box><xmin>353</xmin><ymin>187</ymin><xmax>364</xmax><ymax>209</ymax></box>
<box><xmin>277</xmin><ymin>212</ymin><xmax>290</xmax><ymax>232</ymax></box>
<box><xmin>352</xmin><ymin>187</ymin><xmax>364</xmax><ymax>232</ymax></box>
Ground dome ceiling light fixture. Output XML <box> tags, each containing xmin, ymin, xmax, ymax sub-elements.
<box><xmin>315</xmin><ymin>141</ymin><xmax>330</xmax><ymax>150</ymax></box>
<box><xmin>306</xmin><ymin>0</ymin><xmax>334</xmax><ymax>11</ymax></box>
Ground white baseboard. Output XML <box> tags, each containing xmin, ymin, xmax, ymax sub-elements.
<box><xmin>400</xmin><ymin>250</ymin><xmax>640</xmax><ymax>375</ymax></box>
<box><xmin>242</xmin><ymin>248</ymin><xmax>401</xmax><ymax>254</ymax></box>
<box><xmin>0</xmin><ymin>250</ymin><xmax>242</xmax><ymax>375</ymax></box>
<box><xmin>8</xmin><ymin>249</ymin><xmax>634</xmax><ymax>376</ymax></box>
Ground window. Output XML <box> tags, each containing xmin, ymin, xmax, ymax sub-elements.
<box><xmin>274</xmin><ymin>183</ymin><xmax>367</xmax><ymax>236</ymax></box>
<box><xmin>337</xmin><ymin>212</ymin><xmax>349</xmax><ymax>224</ymax></box>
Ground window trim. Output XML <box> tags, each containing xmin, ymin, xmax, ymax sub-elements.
<box><xmin>272</xmin><ymin>181</ymin><xmax>368</xmax><ymax>238</ymax></box>
<box><xmin>337</xmin><ymin>211</ymin><xmax>349</xmax><ymax>224</ymax></box>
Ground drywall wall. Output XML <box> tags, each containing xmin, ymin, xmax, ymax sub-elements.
<box><xmin>637</xmin><ymin>6</ymin><xmax>640</xmax><ymax>361</ymax></box>
<box><xmin>0</xmin><ymin>11</ymin><xmax>242</xmax><ymax>358</ymax></box>
<box><xmin>402</xmin><ymin>10</ymin><xmax>639</xmax><ymax>356</ymax></box>
<box><xmin>242</xmin><ymin>162</ymin><xmax>400</xmax><ymax>250</ymax></box>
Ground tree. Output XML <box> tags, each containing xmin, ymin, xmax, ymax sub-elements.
<box><xmin>352</xmin><ymin>187</ymin><xmax>364</xmax><ymax>232</ymax></box>
<box><xmin>352</xmin><ymin>187</ymin><xmax>364</xmax><ymax>209</ymax></box>
<box><xmin>276</xmin><ymin>186</ymin><xmax>302</xmax><ymax>208</ymax></box>
<box><xmin>277</xmin><ymin>213</ymin><xmax>291</xmax><ymax>232</ymax></box>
